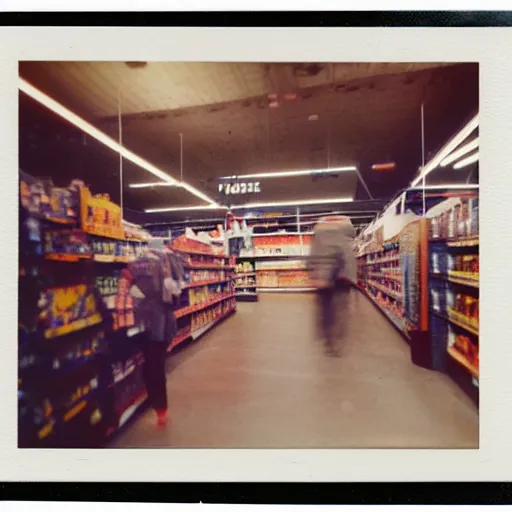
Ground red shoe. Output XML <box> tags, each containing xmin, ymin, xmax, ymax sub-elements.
<box><xmin>155</xmin><ymin>409</ymin><xmax>168</xmax><ymax>428</ymax></box>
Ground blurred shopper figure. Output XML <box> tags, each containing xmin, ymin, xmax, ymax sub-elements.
<box><xmin>307</xmin><ymin>216</ymin><xmax>357</xmax><ymax>356</ymax></box>
<box><xmin>122</xmin><ymin>238</ymin><xmax>181</xmax><ymax>428</ymax></box>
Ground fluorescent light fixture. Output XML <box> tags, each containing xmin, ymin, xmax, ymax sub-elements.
<box><xmin>19</xmin><ymin>77</ymin><xmax>219</xmax><ymax>206</ymax></box>
<box><xmin>129</xmin><ymin>182</ymin><xmax>176</xmax><ymax>189</ymax></box>
<box><xmin>440</xmin><ymin>138</ymin><xmax>479</xmax><ymax>167</ymax></box>
<box><xmin>230</xmin><ymin>197</ymin><xmax>353</xmax><ymax>209</ymax></box>
<box><xmin>411</xmin><ymin>114</ymin><xmax>479</xmax><ymax>186</ymax></box>
<box><xmin>453</xmin><ymin>152</ymin><xmax>479</xmax><ymax>170</ymax></box>
<box><xmin>221</xmin><ymin>166</ymin><xmax>357</xmax><ymax>180</ymax></box>
<box><xmin>181</xmin><ymin>182</ymin><xmax>220</xmax><ymax>204</ymax></box>
<box><xmin>409</xmin><ymin>184</ymin><xmax>479</xmax><ymax>190</ymax></box>
<box><xmin>145</xmin><ymin>205</ymin><xmax>229</xmax><ymax>213</ymax></box>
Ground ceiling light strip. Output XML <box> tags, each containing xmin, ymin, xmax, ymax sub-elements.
<box><xmin>129</xmin><ymin>182</ymin><xmax>175</xmax><ymax>189</ymax></box>
<box><xmin>440</xmin><ymin>138</ymin><xmax>479</xmax><ymax>167</ymax></box>
<box><xmin>411</xmin><ymin>114</ymin><xmax>479</xmax><ymax>186</ymax></box>
<box><xmin>220</xmin><ymin>166</ymin><xmax>357</xmax><ymax>180</ymax></box>
<box><xmin>19</xmin><ymin>77</ymin><xmax>218</xmax><ymax>205</ymax></box>
<box><xmin>453</xmin><ymin>152</ymin><xmax>479</xmax><ymax>170</ymax></box>
<box><xmin>408</xmin><ymin>184</ymin><xmax>479</xmax><ymax>190</ymax></box>
<box><xmin>145</xmin><ymin>205</ymin><xmax>228</xmax><ymax>214</ymax></box>
<box><xmin>230</xmin><ymin>197</ymin><xmax>353</xmax><ymax>209</ymax></box>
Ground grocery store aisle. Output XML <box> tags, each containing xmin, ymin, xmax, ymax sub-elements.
<box><xmin>110</xmin><ymin>292</ymin><xmax>479</xmax><ymax>448</ymax></box>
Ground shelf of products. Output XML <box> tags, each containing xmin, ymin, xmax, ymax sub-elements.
<box><xmin>428</xmin><ymin>195</ymin><xmax>479</xmax><ymax>392</ymax></box>
<box><xmin>362</xmin><ymin>286</ymin><xmax>409</xmax><ymax>338</ymax></box>
<box><xmin>186</xmin><ymin>263</ymin><xmax>235</xmax><ymax>270</ymax></box>
<box><xmin>245</xmin><ymin>242</ymin><xmax>311</xmax><ymax>291</ymax></box>
<box><xmin>168</xmin><ymin>237</ymin><xmax>237</xmax><ymax>346</ymax></box>
<box><xmin>446</xmin><ymin>236</ymin><xmax>479</xmax><ymax>248</ymax></box>
<box><xmin>239</xmin><ymin>233</ymin><xmax>312</xmax><ymax>258</ymax></box>
<box><xmin>175</xmin><ymin>292</ymin><xmax>235</xmax><ymax>319</ymax></box>
<box><xmin>235</xmin><ymin>272</ymin><xmax>256</xmax><ymax>278</ymax></box>
<box><xmin>234</xmin><ymin>253</ymin><xmax>259</xmax><ymax>302</ymax></box>
<box><xmin>18</xmin><ymin>171</ymin><xmax>237</xmax><ymax>447</ymax></box>
<box><xmin>447</xmin><ymin>345</ymin><xmax>479</xmax><ymax>378</ymax></box>
<box><xmin>183</xmin><ymin>278</ymin><xmax>231</xmax><ymax>289</ymax></box>
<box><xmin>235</xmin><ymin>266</ymin><xmax>259</xmax><ymax>302</ymax></box>
<box><xmin>357</xmin><ymin>219</ymin><xmax>428</xmax><ymax>345</ymax></box>
<box><xmin>172</xmin><ymin>234</ymin><xmax>227</xmax><ymax>258</ymax></box>
<box><xmin>18</xmin><ymin>171</ymin><xmax>148</xmax><ymax>448</ymax></box>
<box><xmin>169</xmin><ymin>299</ymin><xmax>237</xmax><ymax>350</ymax></box>
<box><xmin>257</xmin><ymin>287</ymin><xmax>315</xmax><ymax>292</ymax></box>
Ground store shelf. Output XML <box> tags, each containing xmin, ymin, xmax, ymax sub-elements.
<box><xmin>366</xmin><ymin>256</ymin><xmax>400</xmax><ymax>266</ymax></box>
<box><xmin>251</xmin><ymin>232</ymin><xmax>311</xmax><ymax>237</ymax></box>
<box><xmin>256</xmin><ymin>267</ymin><xmax>306</xmax><ymax>272</ymax></box>
<box><xmin>175</xmin><ymin>248</ymin><xmax>229</xmax><ymax>258</ymax></box>
<box><xmin>257</xmin><ymin>287</ymin><xmax>315</xmax><ymax>292</ymax></box>
<box><xmin>239</xmin><ymin>254</ymin><xmax>306</xmax><ymax>259</ymax></box>
<box><xmin>44</xmin><ymin>312</ymin><xmax>103</xmax><ymax>340</ymax></box>
<box><xmin>186</xmin><ymin>263</ymin><xmax>235</xmax><ymax>271</ymax></box>
<box><xmin>432</xmin><ymin>309</ymin><xmax>479</xmax><ymax>337</ymax></box>
<box><xmin>45</xmin><ymin>253</ymin><xmax>92</xmax><ymax>262</ymax></box>
<box><xmin>362</xmin><ymin>287</ymin><xmax>409</xmax><ymax>340</ymax></box>
<box><xmin>235</xmin><ymin>284</ymin><xmax>257</xmax><ymax>289</ymax></box>
<box><xmin>192</xmin><ymin>313</ymin><xmax>230</xmax><ymax>340</ymax></box>
<box><xmin>447</xmin><ymin>309</ymin><xmax>479</xmax><ymax>337</ymax></box>
<box><xmin>183</xmin><ymin>278</ymin><xmax>231</xmax><ymax>289</ymax></box>
<box><xmin>447</xmin><ymin>346</ymin><xmax>479</xmax><ymax>378</ymax></box>
<box><xmin>447</xmin><ymin>236</ymin><xmax>479</xmax><ymax>248</ymax></box>
<box><xmin>175</xmin><ymin>293</ymin><xmax>236</xmax><ymax>319</ymax></box>
<box><xmin>431</xmin><ymin>272</ymin><xmax>478</xmax><ymax>289</ymax></box>
<box><xmin>368</xmin><ymin>272</ymin><xmax>402</xmax><ymax>282</ymax></box>
<box><xmin>93</xmin><ymin>255</ymin><xmax>136</xmax><ymax>264</ymax></box>
<box><xmin>448</xmin><ymin>271</ymin><xmax>479</xmax><ymax>288</ymax></box>
<box><xmin>367</xmin><ymin>280</ymin><xmax>402</xmax><ymax>301</ymax></box>
<box><xmin>118</xmin><ymin>392</ymin><xmax>148</xmax><ymax>429</ymax></box>
<box><xmin>171</xmin><ymin>308</ymin><xmax>237</xmax><ymax>351</ymax></box>
<box><xmin>234</xmin><ymin>272</ymin><xmax>256</xmax><ymax>278</ymax></box>
<box><xmin>170</xmin><ymin>330</ymin><xmax>192</xmax><ymax>350</ymax></box>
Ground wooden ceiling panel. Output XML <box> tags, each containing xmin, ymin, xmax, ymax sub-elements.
<box><xmin>19</xmin><ymin>61</ymin><xmax>270</xmax><ymax>117</ymax></box>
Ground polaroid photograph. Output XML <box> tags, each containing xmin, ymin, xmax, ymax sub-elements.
<box><xmin>0</xmin><ymin>13</ymin><xmax>511</xmax><ymax>483</ymax></box>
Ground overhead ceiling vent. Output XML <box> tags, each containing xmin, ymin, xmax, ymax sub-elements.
<box><xmin>125</xmin><ymin>62</ymin><xmax>148</xmax><ymax>69</ymax></box>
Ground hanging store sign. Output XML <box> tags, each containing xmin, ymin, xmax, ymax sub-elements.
<box><xmin>80</xmin><ymin>187</ymin><xmax>125</xmax><ymax>240</ymax></box>
<box><xmin>217</xmin><ymin>178</ymin><xmax>261</xmax><ymax>197</ymax></box>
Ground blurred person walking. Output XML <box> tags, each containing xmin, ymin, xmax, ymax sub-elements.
<box><xmin>307</xmin><ymin>216</ymin><xmax>357</xmax><ymax>356</ymax></box>
<box><xmin>121</xmin><ymin>238</ymin><xmax>182</xmax><ymax>428</ymax></box>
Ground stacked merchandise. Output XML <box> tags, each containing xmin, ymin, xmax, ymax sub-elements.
<box><xmin>234</xmin><ymin>261</ymin><xmax>258</xmax><ymax>302</ymax></box>
<box><xmin>357</xmin><ymin>213</ymin><xmax>430</xmax><ymax>345</ymax></box>
<box><xmin>247</xmin><ymin>233</ymin><xmax>312</xmax><ymax>257</ymax></box>
<box><xmin>357</xmin><ymin>237</ymin><xmax>406</xmax><ymax>334</ymax></box>
<box><xmin>18</xmin><ymin>171</ymin><xmax>150</xmax><ymax>447</ymax></box>
<box><xmin>237</xmin><ymin>233</ymin><xmax>313</xmax><ymax>292</ymax></box>
<box><xmin>168</xmin><ymin>234</ymin><xmax>237</xmax><ymax>350</ymax></box>
<box><xmin>255</xmin><ymin>258</ymin><xmax>310</xmax><ymax>290</ymax></box>
<box><xmin>80</xmin><ymin>185</ymin><xmax>150</xmax><ymax>435</ymax></box>
<box><xmin>18</xmin><ymin>172</ymin><xmax>238</xmax><ymax>446</ymax></box>
<box><xmin>428</xmin><ymin>196</ymin><xmax>479</xmax><ymax>393</ymax></box>
<box><xmin>357</xmin><ymin>189</ymin><xmax>479</xmax><ymax>402</ymax></box>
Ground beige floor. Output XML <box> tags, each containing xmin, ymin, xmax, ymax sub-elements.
<box><xmin>110</xmin><ymin>292</ymin><xmax>479</xmax><ymax>448</ymax></box>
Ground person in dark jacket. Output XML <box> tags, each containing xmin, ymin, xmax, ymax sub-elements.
<box><xmin>123</xmin><ymin>239</ymin><xmax>179</xmax><ymax>428</ymax></box>
<box><xmin>308</xmin><ymin>216</ymin><xmax>356</xmax><ymax>356</ymax></box>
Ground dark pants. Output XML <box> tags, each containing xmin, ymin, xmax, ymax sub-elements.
<box><xmin>143</xmin><ymin>339</ymin><xmax>168</xmax><ymax>411</ymax></box>
<box><xmin>317</xmin><ymin>280</ymin><xmax>352</xmax><ymax>348</ymax></box>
